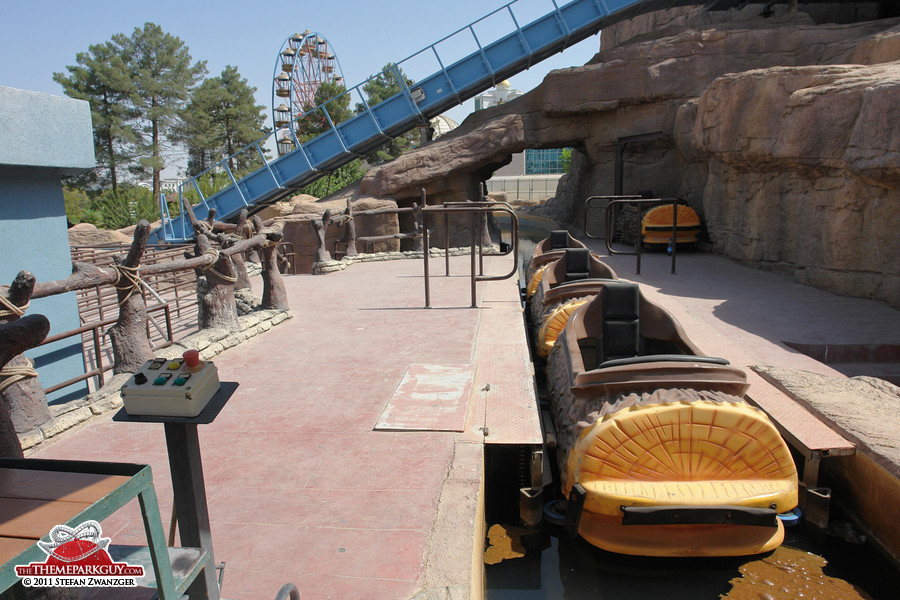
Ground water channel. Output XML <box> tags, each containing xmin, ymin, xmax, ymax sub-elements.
<box><xmin>484</xmin><ymin>214</ymin><xmax>900</xmax><ymax>599</ymax></box>
<box><xmin>484</xmin><ymin>518</ymin><xmax>899</xmax><ymax>599</ymax></box>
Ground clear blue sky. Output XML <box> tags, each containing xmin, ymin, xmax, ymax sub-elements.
<box><xmin>1</xmin><ymin>0</ymin><xmax>601</xmax><ymax>170</ymax></box>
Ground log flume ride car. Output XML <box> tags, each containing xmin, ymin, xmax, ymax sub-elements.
<box><xmin>527</xmin><ymin>232</ymin><xmax>799</xmax><ymax>557</ymax></box>
<box><xmin>529</xmin><ymin>247</ymin><xmax>618</xmax><ymax>358</ymax></box>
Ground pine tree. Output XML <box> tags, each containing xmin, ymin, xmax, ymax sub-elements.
<box><xmin>115</xmin><ymin>23</ymin><xmax>206</xmax><ymax>200</ymax></box>
<box><xmin>293</xmin><ymin>80</ymin><xmax>353</xmax><ymax>142</ymax></box>
<box><xmin>53</xmin><ymin>41</ymin><xmax>138</xmax><ymax>194</ymax></box>
<box><xmin>180</xmin><ymin>65</ymin><xmax>269</xmax><ymax>177</ymax></box>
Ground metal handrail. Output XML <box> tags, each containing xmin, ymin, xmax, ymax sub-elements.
<box><xmin>277</xmin><ymin>241</ymin><xmax>297</xmax><ymax>275</ymax></box>
<box><xmin>422</xmin><ymin>203</ymin><xmax>519</xmax><ymax>308</ymax></box>
<box><xmin>603</xmin><ymin>197</ymin><xmax>681</xmax><ymax>275</ymax></box>
<box><xmin>273</xmin><ymin>583</ymin><xmax>301</xmax><ymax>600</ymax></box>
<box><xmin>583</xmin><ymin>195</ymin><xmax>642</xmax><ymax>240</ymax></box>
<box><xmin>441</xmin><ymin>200</ymin><xmax>517</xmax><ymax>277</ymax></box>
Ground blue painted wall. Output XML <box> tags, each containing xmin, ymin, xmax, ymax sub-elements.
<box><xmin>0</xmin><ymin>87</ymin><xmax>95</xmax><ymax>404</ymax></box>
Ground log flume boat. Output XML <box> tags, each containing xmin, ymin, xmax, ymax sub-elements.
<box><xmin>641</xmin><ymin>203</ymin><xmax>702</xmax><ymax>246</ymax></box>
<box><xmin>525</xmin><ymin>229</ymin><xmax>588</xmax><ymax>285</ymax></box>
<box><xmin>527</xmin><ymin>233</ymin><xmax>799</xmax><ymax>557</ymax></box>
<box><xmin>528</xmin><ymin>246</ymin><xmax>618</xmax><ymax>358</ymax></box>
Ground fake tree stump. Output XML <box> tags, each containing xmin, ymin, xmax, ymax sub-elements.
<box><xmin>252</xmin><ymin>216</ymin><xmax>288</xmax><ymax>310</ymax></box>
<box><xmin>194</xmin><ymin>234</ymin><xmax>240</xmax><ymax>332</ymax></box>
<box><xmin>107</xmin><ymin>220</ymin><xmax>154</xmax><ymax>373</ymax></box>
<box><xmin>0</xmin><ymin>271</ymin><xmax>51</xmax><ymax>456</ymax></box>
<box><xmin>10</xmin><ymin>213</ymin><xmax>287</xmax><ymax>400</ymax></box>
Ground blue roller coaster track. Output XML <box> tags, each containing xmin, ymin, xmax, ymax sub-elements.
<box><xmin>151</xmin><ymin>0</ymin><xmax>717</xmax><ymax>243</ymax></box>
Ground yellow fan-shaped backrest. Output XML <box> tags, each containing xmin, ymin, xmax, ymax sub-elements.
<box><xmin>537</xmin><ymin>298</ymin><xmax>588</xmax><ymax>357</ymax></box>
<box><xmin>570</xmin><ymin>399</ymin><xmax>796</xmax><ymax>484</ymax></box>
<box><xmin>525</xmin><ymin>264</ymin><xmax>550</xmax><ymax>301</ymax></box>
<box><xmin>641</xmin><ymin>204</ymin><xmax>700</xmax><ymax>233</ymax></box>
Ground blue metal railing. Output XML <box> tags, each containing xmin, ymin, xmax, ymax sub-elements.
<box><xmin>150</xmin><ymin>0</ymin><xmax>650</xmax><ymax>243</ymax></box>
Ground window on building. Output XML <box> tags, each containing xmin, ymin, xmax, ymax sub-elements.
<box><xmin>525</xmin><ymin>148</ymin><xmax>569</xmax><ymax>175</ymax></box>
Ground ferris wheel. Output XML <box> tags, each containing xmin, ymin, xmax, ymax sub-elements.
<box><xmin>272</xmin><ymin>31</ymin><xmax>345</xmax><ymax>147</ymax></box>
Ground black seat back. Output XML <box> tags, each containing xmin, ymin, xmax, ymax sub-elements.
<box><xmin>600</xmin><ymin>282</ymin><xmax>641</xmax><ymax>363</ymax></box>
<box><xmin>564</xmin><ymin>248</ymin><xmax>591</xmax><ymax>283</ymax></box>
<box><xmin>550</xmin><ymin>230</ymin><xmax>569</xmax><ymax>249</ymax></box>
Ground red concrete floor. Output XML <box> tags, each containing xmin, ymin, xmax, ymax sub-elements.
<box><xmin>34</xmin><ymin>255</ymin><xmax>507</xmax><ymax>600</ymax></box>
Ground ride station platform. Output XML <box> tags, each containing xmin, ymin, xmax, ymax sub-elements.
<box><xmin>30</xmin><ymin>253</ymin><xmax>539</xmax><ymax>600</ymax></box>
<box><xmin>25</xmin><ymin>243</ymin><xmax>900</xmax><ymax>599</ymax></box>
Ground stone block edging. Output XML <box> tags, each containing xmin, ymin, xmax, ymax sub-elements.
<box><xmin>313</xmin><ymin>247</ymin><xmax>491</xmax><ymax>274</ymax></box>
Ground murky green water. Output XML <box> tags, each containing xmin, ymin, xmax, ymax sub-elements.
<box><xmin>484</xmin><ymin>520</ymin><xmax>898</xmax><ymax>600</ymax></box>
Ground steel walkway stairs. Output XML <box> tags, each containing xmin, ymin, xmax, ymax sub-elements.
<box><xmin>151</xmin><ymin>0</ymin><xmax>701</xmax><ymax>243</ymax></box>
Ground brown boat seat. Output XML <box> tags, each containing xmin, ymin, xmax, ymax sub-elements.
<box><xmin>529</xmin><ymin>231</ymin><xmax>587</xmax><ymax>265</ymax></box>
<box><xmin>563</xmin><ymin>248</ymin><xmax>591</xmax><ymax>283</ymax></box>
<box><xmin>527</xmin><ymin>231</ymin><xmax>592</xmax><ymax>281</ymax></box>
<box><xmin>539</xmin><ymin>250</ymin><xmax>617</xmax><ymax>294</ymax></box>
<box><xmin>568</xmin><ymin>280</ymin><xmax>735</xmax><ymax>371</ymax></box>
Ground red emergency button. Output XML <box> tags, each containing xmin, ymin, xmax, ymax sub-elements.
<box><xmin>183</xmin><ymin>349</ymin><xmax>201</xmax><ymax>369</ymax></box>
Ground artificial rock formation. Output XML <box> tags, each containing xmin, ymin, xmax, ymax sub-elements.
<box><xmin>273</xmin><ymin>194</ymin><xmax>402</xmax><ymax>273</ymax></box>
<box><xmin>358</xmin><ymin>5</ymin><xmax>900</xmax><ymax>308</ymax></box>
<box><xmin>684</xmin><ymin>62</ymin><xmax>900</xmax><ymax>305</ymax></box>
<box><xmin>68</xmin><ymin>222</ymin><xmax>132</xmax><ymax>246</ymax></box>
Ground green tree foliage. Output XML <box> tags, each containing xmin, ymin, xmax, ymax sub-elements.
<box><xmin>113</xmin><ymin>23</ymin><xmax>206</xmax><ymax>200</ymax></box>
<box><xmin>355</xmin><ymin>64</ymin><xmax>418</xmax><ymax>163</ymax></box>
<box><xmin>180</xmin><ymin>66</ymin><xmax>269</xmax><ymax>177</ymax></box>
<box><xmin>293</xmin><ymin>81</ymin><xmax>353</xmax><ymax>142</ymax></box>
<box><xmin>62</xmin><ymin>186</ymin><xmax>93</xmax><ymax>224</ymax></box>
<box><xmin>358</xmin><ymin>64</ymin><xmax>407</xmax><ymax>106</ymax></box>
<box><xmin>63</xmin><ymin>185</ymin><xmax>159</xmax><ymax>229</ymax></box>
<box><xmin>561</xmin><ymin>148</ymin><xmax>572</xmax><ymax>173</ymax></box>
<box><xmin>179</xmin><ymin>171</ymin><xmax>239</xmax><ymax>207</ymax></box>
<box><xmin>95</xmin><ymin>185</ymin><xmax>160</xmax><ymax>229</ymax></box>
<box><xmin>56</xmin><ymin>22</ymin><xmax>210</xmax><ymax>227</ymax></box>
<box><xmin>53</xmin><ymin>42</ymin><xmax>139</xmax><ymax>194</ymax></box>
<box><xmin>286</xmin><ymin>80</ymin><xmax>363</xmax><ymax>199</ymax></box>
<box><xmin>299</xmin><ymin>160</ymin><xmax>365</xmax><ymax>198</ymax></box>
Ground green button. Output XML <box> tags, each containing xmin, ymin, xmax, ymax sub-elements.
<box><xmin>154</xmin><ymin>376</ymin><xmax>168</xmax><ymax>385</ymax></box>
<box><xmin>173</xmin><ymin>377</ymin><xmax>187</xmax><ymax>386</ymax></box>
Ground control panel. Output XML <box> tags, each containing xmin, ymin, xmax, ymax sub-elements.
<box><xmin>121</xmin><ymin>350</ymin><xmax>220</xmax><ymax>417</ymax></box>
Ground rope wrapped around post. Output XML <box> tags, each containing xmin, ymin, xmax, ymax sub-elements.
<box><xmin>0</xmin><ymin>296</ymin><xmax>28</xmax><ymax>319</ymax></box>
<box><xmin>252</xmin><ymin>215</ymin><xmax>289</xmax><ymax>310</ymax></box>
<box><xmin>0</xmin><ymin>277</ymin><xmax>40</xmax><ymax>394</ymax></box>
<box><xmin>194</xmin><ymin>231</ymin><xmax>240</xmax><ymax>331</ymax></box>
<box><xmin>111</xmin><ymin>264</ymin><xmax>144</xmax><ymax>306</ymax></box>
<box><xmin>108</xmin><ymin>221</ymin><xmax>154</xmax><ymax>373</ymax></box>
<box><xmin>200</xmin><ymin>248</ymin><xmax>239</xmax><ymax>284</ymax></box>
<box><xmin>0</xmin><ymin>364</ymin><xmax>38</xmax><ymax>393</ymax></box>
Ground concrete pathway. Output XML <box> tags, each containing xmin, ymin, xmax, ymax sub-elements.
<box><xmin>587</xmin><ymin>241</ymin><xmax>900</xmax><ymax>371</ymax></box>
